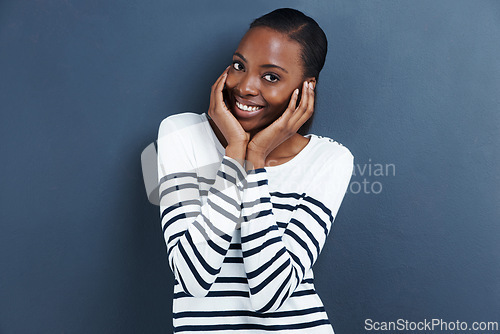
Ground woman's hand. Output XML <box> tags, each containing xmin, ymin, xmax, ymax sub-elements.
<box><xmin>208</xmin><ymin>66</ymin><xmax>250</xmax><ymax>148</ymax></box>
<box><xmin>246</xmin><ymin>80</ymin><xmax>315</xmax><ymax>170</ymax></box>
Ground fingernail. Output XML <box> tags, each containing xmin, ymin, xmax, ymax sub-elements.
<box><xmin>295</xmin><ymin>88</ymin><xmax>299</xmax><ymax>95</ymax></box>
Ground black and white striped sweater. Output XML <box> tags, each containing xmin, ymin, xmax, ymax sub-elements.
<box><xmin>157</xmin><ymin>112</ymin><xmax>353</xmax><ymax>333</ymax></box>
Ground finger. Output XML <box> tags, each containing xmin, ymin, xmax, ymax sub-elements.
<box><xmin>276</xmin><ymin>84</ymin><xmax>306</xmax><ymax>134</ymax></box>
<box><xmin>291</xmin><ymin>81</ymin><xmax>314</xmax><ymax>126</ymax></box>
<box><xmin>218</xmin><ymin>65</ymin><xmax>231</xmax><ymax>85</ymax></box>
<box><xmin>273</xmin><ymin>88</ymin><xmax>299</xmax><ymax>129</ymax></box>
<box><xmin>214</xmin><ymin>72</ymin><xmax>229</xmax><ymax>112</ymax></box>
<box><xmin>302</xmin><ymin>82</ymin><xmax>315</xmax><ymax>122</ymax></box>
<box><xmin>210</xmin><ymin>66</ymin><xmax>231</xmax><ymax>113</ymax></box>
<box><xmin>212</xmin><ymin>67</ymin><xmax>228</xmax><ymax>92</ymax></box>
<box><xmin>211</xmin><ymin>65</ymin><xmax>231</xmax><ymax>94</ymax></box>
<box><xmin>282</xmin><ymin>88</ymin><xmax>299</xmax><ymax>120</ymax></box>
<box><xmin>297</xmin><ymin>81</ymin><xmax>310</xmax><ymax>112</ymax></box>
<box><xmin>290</xmin><ymin>81</ymin><xmax>310</xmax><ymax>123</ymax></box>
<box><xmin>209</xmin><ymin>79</ymin><xmax>219</xmax><ymax>114</ymax></box>
<box><xmin>295</xmin><ymin>82</ymin><xmax>315</xmax><ymax>126</ymax></box>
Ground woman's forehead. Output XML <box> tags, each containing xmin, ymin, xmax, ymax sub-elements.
<box><xmin>235</xmin><ymin>27</ymin><xmax>303</xmax><ymax>72</ymax></box>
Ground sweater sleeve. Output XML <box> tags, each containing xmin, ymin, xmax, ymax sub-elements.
<box><xmin>157</xmin><ymin>117</ymin><xmax>248</xmax><ymax>297</ymax></box>
<box><xmin>240</xmin><ymin>148</ymin><xmax>354</xmax><ymax>313</ymax></box>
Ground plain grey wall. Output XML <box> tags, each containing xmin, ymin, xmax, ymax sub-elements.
<box><xmin>1</xmin><ymin>0</ymin><xmax>499</xmax><ymax>333</ymax></box>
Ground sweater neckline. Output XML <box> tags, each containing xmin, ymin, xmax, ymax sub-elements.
<box><xmin>201</xmin><ymin>112</ymin><xmax>315</xmax><ymax>170</ymax></box>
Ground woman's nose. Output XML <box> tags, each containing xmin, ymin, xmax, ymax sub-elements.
<box><xmin>236</xmin><ymin>74</ymin><xmax>259</xmax><ymax>96</ymax></box>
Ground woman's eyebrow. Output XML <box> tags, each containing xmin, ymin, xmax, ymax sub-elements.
<box><xmin>261</xmin><ymin>64</ymin><xmax>288</xmax><ymax>73</ymax></box>
<box><xmin>233</xmin><ymin>52</ymin><xmax>288</xmax><ymax>74</ymax></box>
<box><xmin>234</xmin><ymin>52</ymin><xmax>247</xmax><ymax>62</ymax></box>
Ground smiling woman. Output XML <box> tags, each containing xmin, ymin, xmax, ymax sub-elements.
<box><xmin>225</xmin><ymin>27</ymin><xmax>308</xmax><ymax>133</ymax></box>
<box><xmin>157</xmin><ymin>8</ymin><xmax>354</xmax><ymax>334</ymax></box>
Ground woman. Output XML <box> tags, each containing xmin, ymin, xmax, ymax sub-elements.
<box><xmin>157</xmin><ymin>8</ymin><xmax>353</xmax><ymax>334</ymax></box>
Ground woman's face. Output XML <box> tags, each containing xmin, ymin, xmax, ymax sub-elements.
<box><xmin>224</xmin><ymin>26</ymin><xmax>312</xmax><ymax>136</ymax></box>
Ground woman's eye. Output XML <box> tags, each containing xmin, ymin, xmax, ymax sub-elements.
<box><xmin>263</xmin><ymin>74</ymin><xmax>279</xmax><ymax>83</ymax></box>
<box><xmin>232</xmin><ymin>61</ymin><xmax>244</xmax><ymax>71</ymax></box>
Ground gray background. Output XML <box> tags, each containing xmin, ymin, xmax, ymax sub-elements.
<box><xmin>1</xmin><ymin>0</ymin><xmax>499</xmax><ymax>333</ymax></box>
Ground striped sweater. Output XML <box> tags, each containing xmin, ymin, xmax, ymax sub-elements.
<box><xmin>157</xmin><ymin>112</ymin><xmax>353</xmax><ymax>333</ymax></box>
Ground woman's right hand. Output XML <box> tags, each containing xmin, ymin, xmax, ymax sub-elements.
<box><xmin>208</xmin><ymin>66</ymin><xmax>250</xmax><ymax>148</ymax></box>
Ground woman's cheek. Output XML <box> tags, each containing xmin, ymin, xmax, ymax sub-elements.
<box><xmin>267</xmin><ymin>89</ymin><xmax>291</xmax><ymax>110</ymax></box>
<box><xmin>225</xmin><ymin>73</ymin><xmax>237</xmax><ymax>90</ymax></box>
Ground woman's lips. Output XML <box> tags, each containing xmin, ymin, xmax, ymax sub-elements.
<box><xmin>231</xmin><ymin>99</ymin><xmax>265</xmax><ymax>119</ymax></box>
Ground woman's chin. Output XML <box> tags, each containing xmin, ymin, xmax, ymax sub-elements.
<box><xmin>232</xmin><ymin>117</ymin><xmax>258</xmax><ymax>133</ymax></box>
<box><xmin>229</xmin><ymin>106</ymin><xmax>256</xmax><ymax>125</ymax></box>
<box><xmin>237</xmin><ymin>119</ymin><xmax>256</xmax><ymax>131</ymax></box>
<box><xmin>228</xmin><ymin>104</ymin><xmax>275</xmax><ymax>134</ymax></box>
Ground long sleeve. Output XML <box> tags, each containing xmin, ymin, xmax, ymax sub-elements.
<box><xmin>239</xmin><ymin>149</ymin><xmax>354</xmax><ymax>313</ymax></box>
<box><xmin>157</xmin><ymin>117</ymin><xmax>248</xmax><ymax>297</ymax></box>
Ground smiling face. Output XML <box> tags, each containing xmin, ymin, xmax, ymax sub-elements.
<box><xmin>224</xmin><ymin>27</ymin><xmax>312</xmax><ymax>136</ymax></box>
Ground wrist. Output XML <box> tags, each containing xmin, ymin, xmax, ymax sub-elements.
<box><xmin>225</xmin><ymin>143</ymin><xmax>248</xmax><ymax>167</ymax></box>
<box><xmin>246</xmin><ymin>151</ymin><xmax>266</xmax><ymax>171</ymax></box>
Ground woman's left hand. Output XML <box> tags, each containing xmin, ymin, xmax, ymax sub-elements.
<box><xmin>246</xmin><ymin>80</ymin><xmax>315</xmax><ymax>169</ymax></box>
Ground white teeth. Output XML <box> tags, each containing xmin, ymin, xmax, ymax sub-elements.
<box><xmin>236</xmin><ymin>101</ymin><xmax>263</xmax><ymax>112</ymax></box>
